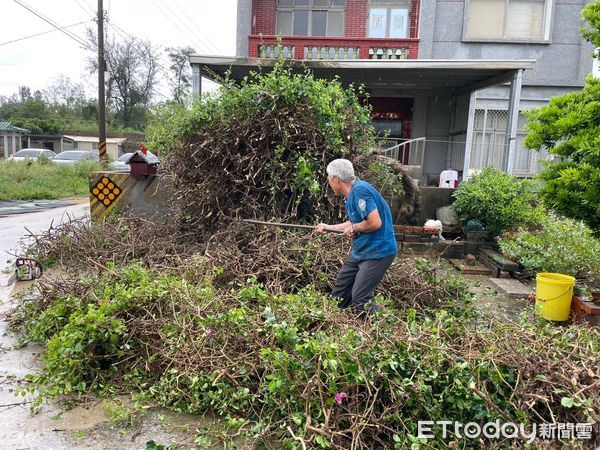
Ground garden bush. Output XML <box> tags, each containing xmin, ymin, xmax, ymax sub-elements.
<box><xmin>451</xmin><ymin>167</ymin><xmax>544</xmax><ymax>236</ymax></box>
<box><xmin>498</xmin><ymin>214</ymin><xmax>600</xmax><ymax>280</ymax></box>
<box><xmin>522</xmin><ymin>0</ymin><xmax>600</xmax><ymax>234</ymax></box>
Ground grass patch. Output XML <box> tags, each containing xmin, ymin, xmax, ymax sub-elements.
<box><xmin>0</xmin><ymin>159</ymin><xmax>98</xmax><ymax>201</ymax></box>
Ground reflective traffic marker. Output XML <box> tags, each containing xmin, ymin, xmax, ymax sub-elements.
<box><xmin>90</xmin><ymin>176</ymin><xmax>122</xmax><ymax>207</ymax></box>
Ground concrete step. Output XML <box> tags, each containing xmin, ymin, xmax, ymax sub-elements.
<box><xmin>489</xmin><ymin>278</ymin><xmax>532</xmax><ymax>299</ymax></box>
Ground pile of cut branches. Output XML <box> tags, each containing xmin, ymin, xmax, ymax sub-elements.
<box><xmin>23</xmin><ymin>217</ymin><xmax>465</xmax><ymax>316</ymax></box>
<box><xmin>21</xmin><ymin>215</ymin><xmax>198</xmax><ymax>270</ymax></box>
<box><xmin>147</xmin><ymin>65</ymin><xmax>420</xmax><ymax>235</ymax></box>
<box><xmin>10</xmin><ymin>257</ymin><xmax>599</xmax><ymax>449</ymax></box>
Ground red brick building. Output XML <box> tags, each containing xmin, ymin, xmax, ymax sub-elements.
<box><xmin>192</xmin><ymin>0</ymin><xmax>542</xmax><ymax>184</ymax></box>
<box><xmin>248</xmin><ymin>0</ymin><xmax>420</xmax><ymax>61</ymax></box>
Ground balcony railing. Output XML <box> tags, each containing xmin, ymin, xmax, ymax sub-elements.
<box><xmin>250</xmin><ymin>35</ymin><xmax>419</xmax><ymax>61</ymax></box>
<box><xmin>304</xmin><ymin>45</ymin><xmax>360</xmax><ymax>60</ymax></box>
<box><xmin>259</xmin><ymin>44</ymin><xmax>295</xmax><ymax>59</ymax></box>
<box><xmin>369</xmin><ymin>47</ymin><xmax>409</xmax><ymax>60</ymax></box>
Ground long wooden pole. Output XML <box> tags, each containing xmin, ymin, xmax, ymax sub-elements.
<box><xmin>97</xmin><ymin>0</ymin><xmax>107</xmax><ymax>163</ymax></box>
<box><xmin>241</xmin><ymin>219</ymin><xmax>343</xmax><ymax>234</ymax></box>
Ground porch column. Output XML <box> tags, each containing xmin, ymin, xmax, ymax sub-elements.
<box><xmin>447</xmin><ymin>96</ymin><xmax>457</xmax><ymax>168</ymax></box>
<box><xmin>462</xmin><ymin>90</ymin><xmax>478</xmax><ymax>181</ymax></box>
<box><xmin>11</xmin><ymin>134</ymin><xmax>16</xmax><ymax>156</ymax></box>
<box><xmin>3</xmin><ymin>135</ymin><xmax>8</xmax><ymax>158</ymax></box>
<box><xmin>505</xmin><ymin>69</ymin><xmax>523</xmax><ymax>173</ymax></box>
<box><xmin>192</xmin><ymin>64</ymin><xmax>202</xmax><ymax>97</ymax></box>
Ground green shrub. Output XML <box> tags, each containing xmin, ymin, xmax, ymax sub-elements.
<box><xmin>521</xmin><ymin>3</ymin><xmax>600</xmax><ymax>234</ymax></box>
<box><xmin>498</xmin><ymin>214</ymin><xmax>600</xmax><ymax>280</ymax></box>
<box><xmin>451</xmin><ymin>167</ymin><xmax>543</xmax><ymax>236</ymax></box>
<box><xmin>536</xmin><ymin>160</ymin><xmax>600</xmax><ymax>234</ymax></box>
<box><xmin>524</xmin><ymin>74</ymin><xmax>600</xmax><ymax>235</ymax></box>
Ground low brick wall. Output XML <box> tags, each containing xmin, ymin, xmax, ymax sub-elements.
<box><xmin>571</xmin><ymin>296</ymin><xmax>600</xmax><ymax>326</ymax></box>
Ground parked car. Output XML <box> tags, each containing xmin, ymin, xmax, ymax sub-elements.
<box><xmin>51</xmin><ymin>151</ymin><xmax>99</xmax><ymax>165</ymax></box>
<box><xmin>110</xmin><ymin>151</ymin><xmax>159</xmax><ymax>171</ymax></box>
<box><xmin>7</xmin><ymin>148</ymin><xmax>57</xmax><ymax>161</ymax></box>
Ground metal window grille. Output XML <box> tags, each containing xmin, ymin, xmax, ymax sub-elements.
<box><xmin>468</xmin><ymin>108</ymin><xmax>540</xmax><ymax>177</ymax></box>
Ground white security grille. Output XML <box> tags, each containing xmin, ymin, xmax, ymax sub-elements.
<box><xmin>471</xmin><ymin>109</ymin><xmax>508</xmax><ymax>170</ymax></box>
<box><xmin>468</xmin><ymin>108</ymin><xmax>539</xmax><ymax>177</ymax></box>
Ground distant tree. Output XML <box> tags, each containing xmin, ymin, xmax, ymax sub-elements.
<box><xmin>43</xmin><ymin>75</ymin><xmax>87</xmax><ymax>110</ymax></box>
<box><xmin>0</xmin><ymin>80</ymin><xmax>99</xmax><ymax>133</ymax></box>
<box><xmin>18</xmin><ymin>86</ymin><xmax>31</xmax><ymax>102</ymax></box>
<box><xmin>81</xmin><ymin>99</ymin><xmax>98</xmax><ymax>121</ymax></box>
<box><xmin>87</xmin><ymin>29</ymin><xmax>161</xmax><ymax>129</ymax></box>
<box><xmin>0</xmin><ymin>86</ymin><xmax>47</xmax><ymax>120</ymax></box>
<box><xmin>166</xmin><ymin>46</ymin><xmax>195</xmax><ymax>103</ymax></box>
<box><xmin>10</xmin><ymin>117</ymin><xmax>61</xmax><ymax>134</ymax></box>
<box><xmin>524</xmin><ymin>0</ymin><xmax>600</xmax><ymax>233</ymax></box>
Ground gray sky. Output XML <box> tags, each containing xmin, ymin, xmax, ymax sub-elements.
<box><xmin>0</xmin><ymin>0</ymin><xmax>237</xmax><ymax>99</ymax></box>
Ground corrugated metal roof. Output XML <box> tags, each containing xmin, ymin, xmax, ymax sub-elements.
<box><xmin>0</xmin><ymin>121</ymin><xmax>30</xmax><ymax>133</ymax></box>
<box><xmin>28</xmin><ymin>134</ymin><xmax>73</xmax><ymax>141</ymax></box>
<box><xmin>63</xmin><ymin>135</ymin><xmax>127</xmax><ymax>144</ymax></box>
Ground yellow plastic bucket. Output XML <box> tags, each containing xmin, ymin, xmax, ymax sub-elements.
<box><xmin>535</xmin><ymin>273</ymin><xmax>575</xmax><ymax>321</ymax></box>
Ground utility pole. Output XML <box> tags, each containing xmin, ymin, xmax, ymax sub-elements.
<box><xmin>97</xmin><ymin>0</ymin><xmax>107</xmax><ymax>163</ymax></box>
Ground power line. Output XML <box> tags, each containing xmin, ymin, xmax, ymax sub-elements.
<box><xmin>13</xmin><ymin>0</ymin><xmax>96</xmax><ymax>52</ymax></box>
<box><xmin>105</xmin><ymin>17</ymin><xmax>129</xmax><ymax>42</ymax></box>
<box><xmin>147</xmin><ymin>0</ymin><xmax>212</xmax><ymax>55</ymax></box>
<box><xmin>71</xmin><ymin>0</ymin><xmax>95</xmax><ymax>18</ymax></box>
<box><xmin>77</xmin><ymin>0</ymin><xmax>98</xmax><ymax>16</ymax></box>
<box><xmin>164</xmin><ymin>0</ymin><xmax>220</xmax><ymax>54</ymax></box>
<box><xmin>0</xmin><ymin>21</ymin><xmax>89</xmax><ymax>47</ymax></box>
<box><xmin>171</xmin><ymin>0</ymin><xmax>222</xmax><ymax>54</ymax></box>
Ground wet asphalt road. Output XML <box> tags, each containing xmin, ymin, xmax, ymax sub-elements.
<box><xmin>0</xmin><ymin>199</ymin><xmax>89</xmax><ymax>270</ymax></box>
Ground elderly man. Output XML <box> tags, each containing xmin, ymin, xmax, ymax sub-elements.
<box><xmin>315</xmin><ymin>158</ymin><xmax>397</xmax><ymax>313</ymax></box>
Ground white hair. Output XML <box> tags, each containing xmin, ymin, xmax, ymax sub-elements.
<box><xmin>326</xmin><ymin>159</ymin><xmax>356</xmax><ymax>182</ymax></box>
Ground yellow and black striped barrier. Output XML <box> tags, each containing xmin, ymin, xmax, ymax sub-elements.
<box><xmin>99</xmin><ymin>140</ymin><xmax>107</xmax><ymax>160</ymax></box>
<box><xmin>89</xmin><ymin>172</ymin><xmax>133</xmax><ymax>221</ymax></box>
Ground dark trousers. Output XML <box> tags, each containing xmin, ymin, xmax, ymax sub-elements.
<box><xmin>331</xmin><ymin>253</ymin><xmax>396</xmax><ymax>311</ymax></box>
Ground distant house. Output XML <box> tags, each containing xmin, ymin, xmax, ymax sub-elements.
<box><xmin>0</xmin><ymin>122</ymin><xmax>29</xmax><ymax>158</ymax></box>
<box><xmin>64</xmin><ymin>135</ymin><xmax>127</xmax><ymax>160</ymax></box>
<box><xmin>27</xmin><ymin>134</ymin><xmax>75</xmax><ymax>153</ymax></box>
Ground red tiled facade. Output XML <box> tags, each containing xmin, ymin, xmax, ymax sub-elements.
<box><xmin>345</xmin><ymin>0</ymin><xmax>368</xmax><ymax>38</ymax></box>
<box><xmin>248</xmin><ymin>0</ymin><xmax>420</xmax><ymax>60</ymax></box>
<box><xmin>252</xmin><ymin>0</ymin><xmax>277</xmax><ymax>35</ymax></box>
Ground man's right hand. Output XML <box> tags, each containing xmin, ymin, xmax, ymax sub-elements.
<box><xmin>314</xmin><ymin>223</ymin><xmax>328</xmax><ymax>234</ymax></box>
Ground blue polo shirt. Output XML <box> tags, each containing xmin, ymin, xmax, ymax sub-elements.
<box><xmin>345</xmin><ymin>179</ymin><xmax>397</xmax><ymax>260</ymax></box>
